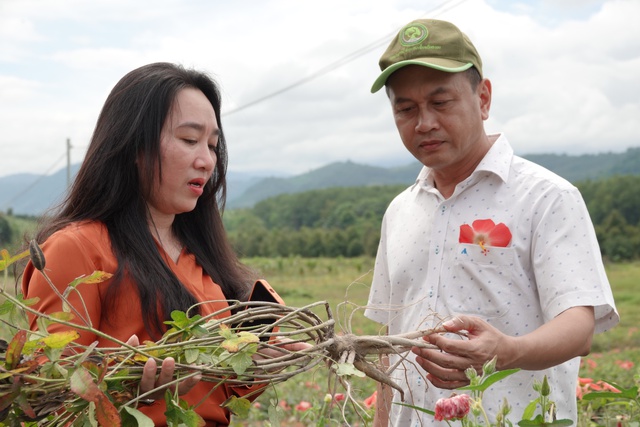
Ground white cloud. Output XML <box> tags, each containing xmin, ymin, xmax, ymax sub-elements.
<box><xmin>0</xmin><ymin>0</ymin><xmax>638</xmax><ymax>179</ymax></box>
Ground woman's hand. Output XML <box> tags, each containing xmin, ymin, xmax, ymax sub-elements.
<box><xmin>127</xmin><ymin>335</ymin><xmax>202</xmax><ymax>400</ymax></box>
<box><xmin>252</xmin><ymin>339</ymin><xmax>312</xmax><ymax>373</ymax></box>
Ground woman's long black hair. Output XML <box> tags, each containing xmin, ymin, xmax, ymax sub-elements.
<box><xmin>34</xmin><ymin>62</ymin><xmax>255</xmax><ymax>338</ymax></box>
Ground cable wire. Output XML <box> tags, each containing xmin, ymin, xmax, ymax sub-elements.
<box><xmin>224</xmin><ymin>0</ymin><xmax>468</xmax><ymax>116</ymax></box>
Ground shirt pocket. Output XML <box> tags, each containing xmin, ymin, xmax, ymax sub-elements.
<box><xmin>444</xmin><ymin>243</ymin><xmax>515</xmax><ymax>320</ymax></box>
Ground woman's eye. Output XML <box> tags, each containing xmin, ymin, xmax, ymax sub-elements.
<box><xmin>208</xmin><ymin>144</ymin><xmax>217</xmax><ymax>152</ymax></box>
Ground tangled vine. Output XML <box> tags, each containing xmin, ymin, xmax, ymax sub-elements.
<box><xmin>0</xmin><ymin>242</ymin><xmax>447</xmax><ymax>426</ymax></box>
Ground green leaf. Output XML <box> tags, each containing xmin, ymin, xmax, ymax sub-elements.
<box><xmin>221</xmin><ymin>332</ymin><xmax>259</xmax><ymax>353</ymax></box>
<box><xmin>70</xmin><ymin>366</ymin><xmax>102</xmax><ymax>402</ymax></box>
<box><xmin>5</xmin><ymin>329</ymin><xmax>27</xmax><ymax>369</ymax></box>
<box><xmin>459</xmin><ymin>368</ymin><xmax>521</xmax><ymax>392</ymax></box>
<box><xmin>219</xmin><ymin>323</ymin><xmax>233</xmax><ymax>340</ymax></box>
<box><xmin>15</xmin><ymin>393</ymin><xmax>37</xmax><ymax>420</ymax></box>
<box><xmin>225</xmin><ymin>350</ymin><xmax>255</xmax><ymax>376</ymax></box>
<box><xmin>333</xmin><ymin>362</ymin><xmax>366</xmax><ymax>378</ymax></box>
<box><xmin>518</xmin><ymin>419</ymin><xmax>573</xmax><ymax>426</ymax></box>
<box><xmin>121</xmin><ymin>406</ymin><xmax>155</xmax><ymax>427</ymax></box>
<box><xmin>221</xmin><ymin>396</ymin><xmax>251</xmax><ymax>417</ymax></box>
<box><xmin>165</xmin><ymin>394</ymin><xmax>205</xmax><ymax>427</ymax></box>
<box><xmin>581</xmin><ymin>383</ymin><xmax>638</xmax><ymax>401</ymax></box>
<box><xmin>40</xmin><ymin>361</ymin><xmax>69</xmax><ymax>379</ymax></box>
<box><xmin>0</xmin><ymin>300</ymin><xmax>14</xmax><ymax>315</ymax></box>
<box><xmin>520</xmin><ymin>397</ymin><xmax>540</xmax><ymax>420</ymax></box>
<box><xmin>22</xmin><ymin>330</ymin><xmax>80</xmax><ymax>355</ymax></box>
<box><xmin>67</xmin><ymin>271</ymin><xmax>114</xmax><ymax>289</ymax></box>
<box><xmin>267</xmin><ymin>399</ymin><xmax>285</xmax><ymax>427</ymax></box>
<box><xmin>0</xmin><ymin>249</ymin><xmax>29</xmax><ymax>272</ymax></box>
<box><xmin>184</xmin><ymin>348</ymin><xmax>200</xmax><ymax>364</ymax></box>
<box><xmin>394</xmin><ymin>401</ymin><xmax>435</xmax><ymax>415</ymax></box>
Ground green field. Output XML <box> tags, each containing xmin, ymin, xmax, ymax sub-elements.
<box><xmin>2</xmin><ymin>252</ymin><xmax>638</xmax><ymax>425</ymax></box>
<box><xmin>243</xmin><ymin>257</ymin><xmax>640</xmax><ymax>351</ymax></box>
<box><xmin>231</xmin><ymin>257</ymin><xmax>640</xmax><ymax>425</ymax></box>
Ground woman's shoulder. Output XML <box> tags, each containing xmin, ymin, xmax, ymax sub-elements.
<box><xmin>47</xmin><ymin>220</ymin><xmax>112</xmax><ymax>254</ymax></box>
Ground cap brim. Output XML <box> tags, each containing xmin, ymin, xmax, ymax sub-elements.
<box><xmin>370</xmin><ymin>58</ymin><xmax>473</xmax><ymax>93</ymax></box>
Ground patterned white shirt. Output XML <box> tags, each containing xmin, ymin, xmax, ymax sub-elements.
<box><xmin>365</xmin><ymin>133</ymin><xmax>619</xmax><ymax>426</ymax></box>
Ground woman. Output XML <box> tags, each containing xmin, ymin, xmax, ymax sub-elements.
<box><xmin>22</xmin><ymin>62</ymin><xmax>285</xmax><ymax>425</ymax></box>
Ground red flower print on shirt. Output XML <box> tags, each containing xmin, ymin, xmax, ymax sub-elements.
<box><xmin>459</xmin><ymin>219</ymin><xmax>512</xmax><ymax>255</ymax></box>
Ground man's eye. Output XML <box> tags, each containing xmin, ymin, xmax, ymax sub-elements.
<box><xmin>397</xmin><ymin>106</ymin><xmax>414</xmax><ymax>113</ymax></box>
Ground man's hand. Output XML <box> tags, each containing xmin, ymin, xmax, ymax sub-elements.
<box><xmin>411</xmin><ymin>316</ymin><xmax>505</xmax><ymax>389</ymax></box>
<box><xmin>412</xmin><ymin>307</ymin><xmax>595</xmax><ymax>390</ymax></box>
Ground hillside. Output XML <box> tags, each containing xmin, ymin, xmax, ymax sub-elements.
<box><xmin>227</xmin><ymin>161</ymin><xmax>421</xmax><ymax>208</ymax></box>
<box><xmin>228</xmin><ymin>147</ymin><xmax>640</xmax><ymax>208</ymax></box>
<box><xmin>1</xmin><ymin>147</ymin><xmax>639</xmax><ymax>216</ymax></box>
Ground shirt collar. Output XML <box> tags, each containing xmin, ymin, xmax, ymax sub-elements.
<box><xmin>473</xmin><ymin>133</ymin><xmax>512</xmax><ymax>184</ymax></box>
<box><xmin>412</xmin><ymin>133</ymin><xmax>513</xmax><ymax>192</ymax></box>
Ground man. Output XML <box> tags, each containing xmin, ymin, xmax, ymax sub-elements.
<box><xmin>364</xmin><ymin>18</ymin><xmax>619</xmax><ymax>425</ymax></box>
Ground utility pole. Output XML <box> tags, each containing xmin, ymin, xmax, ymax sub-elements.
<box><xmin>66</xmin><ymin>138</ymin><xmax>72</xmax><ymax>187</ymax></box>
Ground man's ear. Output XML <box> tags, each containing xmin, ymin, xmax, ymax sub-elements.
<box><xmin>479</xmin><ymin>78</ymin><xmax>492</xmax><ymax>120</ymax></box>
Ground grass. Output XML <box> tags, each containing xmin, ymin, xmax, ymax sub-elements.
<box><xmin>3</xmin><ymin>251</ymin><xmax>638</xmax><ymax>425</ymax></box>
<box><xmin>244</xmin><ymin>257</ymin><xmax>640</xmax><ymax>350</ymax></box>
<box><xmin>3</xmin><ymin>215</ymin><xmax>38</xmax><ymax>253</ymax></box>
<box><xmin>231</xmin><ymin>257</ymin><xmax>640</xmax><ymax>426</ymax></box>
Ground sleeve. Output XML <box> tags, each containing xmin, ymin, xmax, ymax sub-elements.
<box><xmin>21</xmin><ymin>230</ymin><xmax>106</xmax><ymax>345</ymax></box>
<box><xmin>531</xmin><ymin>187</ymin><xmax>619</xmax><ymax>333</ymax></box>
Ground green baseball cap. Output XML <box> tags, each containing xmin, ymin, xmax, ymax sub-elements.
<box><xmin>371</xmin><ymin>19</ymin><xmax>483</xmax><ymax>93</ymax></box>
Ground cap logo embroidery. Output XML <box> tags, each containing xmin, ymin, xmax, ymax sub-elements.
<box><xmin>400</xmin><ymin>23</ymin><xmax>428</xmax><ymax>46</ymax></box>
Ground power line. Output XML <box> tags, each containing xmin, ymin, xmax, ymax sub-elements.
<box><xmin>1</xmin><ymin>0</ymin><xmax>469</xmax><ymax>212</ymax></box>
<box><xmin>1</xmin><ymin>152</ymin><xmax>66</xmax><ymax>211</ymax></box>
<box><xmin>224</xmin><ymin>0</ymin><xmax>468</xmax><ymax>116</ymax></box>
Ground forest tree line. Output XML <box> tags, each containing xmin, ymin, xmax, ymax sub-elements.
<box><xmin>1</xmin><ymin>175</ymin><xmax>639</xmax><ymax>261</ymax></box>
<box><xmin>223</xmin><ymin>175</ymin><xmax>640</xmax><ymax>262</ymax></box>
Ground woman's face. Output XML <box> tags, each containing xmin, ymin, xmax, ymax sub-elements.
<box><xmin>146</xmin><ymin>87</ymin><xmax>218</xmax><ymax>223</ymax></box>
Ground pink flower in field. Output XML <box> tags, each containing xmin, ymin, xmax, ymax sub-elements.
<box><xmin>363</xmin><ymin>391</ymin><xmax>377</xmax><ymax>409</ymax></box>
<box><xmin>295</xmin><ymin>401</ymin><xmax>312</xmax><ymax>412</ymax></box>
<box><xmin>601</xmin><ymin>382</ymin><xmax>621</xmax><ymax>393</ymax></box>
<box><xmin>434</xmin><ymin>393</ymin><xmax>471</xmax><ymax>421</ymax></box>
<box><xmin>333</xmin><ymin>393</ymin><xmax>345</xmax><ymax>402</ymax></box>
<box><xmin>253</xmin><ymin>402</ymin><xmax>261</xmax><ymax>409</ymax></box>
<box><xmin>577</xmin><ymin>377</ymin><xmax>621</xmax><ymax>399</ymax></box>
<box><xmin>304</xmin><ymin>381</ymin><xmax>321</xmax><ymax>390</ymax></box>
<box><xmin>615</xmin><ymin>360</ymin><xmax>634</xmax><ymax>370</ymax></box>
<box><xmin>459</xmin><ymin>219</ymin><xmax>512</xmax><ymax>255</ymax></box>
<box><xmin>584</xmin><ymin>358</ymin><xmax>598</xmax><ymax>369</ymax></box>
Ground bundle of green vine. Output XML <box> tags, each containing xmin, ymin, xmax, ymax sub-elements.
<box><xmin>0</xmin><ymin>242</ymin><xmax>444</xmax><ymax>426</ymax></box>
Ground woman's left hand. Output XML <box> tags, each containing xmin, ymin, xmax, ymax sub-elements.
<box><xmin>127</xmin><ymin>334</ymin><xmax>202</xmax><ymax>400</ymax></box>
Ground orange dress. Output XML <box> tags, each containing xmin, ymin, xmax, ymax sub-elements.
<box><xmin>22</xmin><ymin>221</ymin><xmax>262</xmax><ymax>426</ymax></box>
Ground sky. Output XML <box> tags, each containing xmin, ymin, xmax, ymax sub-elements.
<box><xmin>1</xmin><ymin>0</ymin><xmax>639</xmax><ymax>179</ymax></box>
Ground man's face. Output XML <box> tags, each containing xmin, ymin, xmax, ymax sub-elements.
<box><xmin>386</xmin><ymin>65</ymin><xmax>491</xmax><ymax>177</ymax></box>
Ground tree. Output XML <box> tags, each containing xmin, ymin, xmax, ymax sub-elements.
<box><xmin>0</xmin><ymin>215</ymin><xmax>12</xmax><ymax>247</ymax></box>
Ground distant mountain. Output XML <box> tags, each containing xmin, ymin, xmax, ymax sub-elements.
<box><xmin>228</xmin><ymin>147</ymin><xmax>640</xmax><ymax>208</ymax></box>
<box><xmin>1</xmin><ymin>147</ymin><xmax>638</xmax><ymax>216</ymax></box>
<box><xmin>227</xmin><ymin>161</ymin><xmax>421</xmax><ymax>209</ymax></box>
